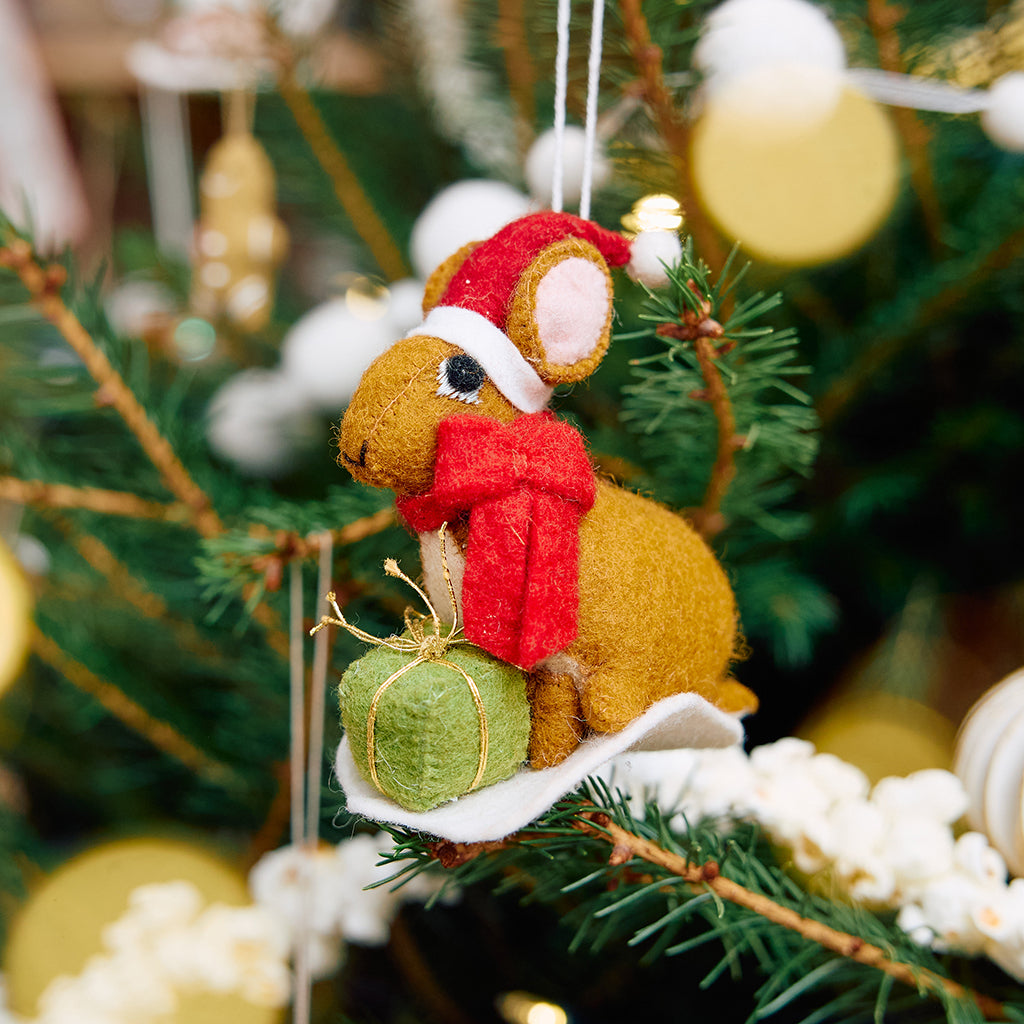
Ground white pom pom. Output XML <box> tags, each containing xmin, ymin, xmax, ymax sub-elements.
<box><xmin>694</xmin><ymin>0</ymin><xmax>846</xmax><ymax>136</ymax></box>
<box><xmin>982</xmin><ymin>73</ymin><xmax>1024</xmax><ymax>152</ymax></box>
<box><xmin>410</xmin><ymin>180</ymin><xmax>532</xmax><ymax>279</ymax></box>
<box><xmin>104</xmin><ymin>280</ymin><xmax>177</xmax><ymax>338</ymax></box>
<box><xmin>206</xmin><ymin>369</ymin><xmax>317</xmax><ymax>477</ymax></box>
<box><xmin>12</xmin><ymin>535</ymin><xmax>51</xmax><ymax>577</ymax></box>
<box><xmin>627</xmin><ymin>230</ymin><xmax>682</xmax><ymax>288</ymax></box>
<box><xmin>281</xmin><ymin>298</ymin><xmax>394</xmax><ymax>411</ymax></box>
<box><xmin>524</xmin><ymin>125</ymin><xmax>611</xmax><ymax>207</ymax></box>
<box><xmin>386</xmin><ymin>278</ymin><xmax>427</xmax><ymax>335</ymax></box>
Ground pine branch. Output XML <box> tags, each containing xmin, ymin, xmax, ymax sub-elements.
<box><xmin>46</xmin><ymin>514</ymin><xmax>225</xmax><ymax>666</ymax></box>
<box><xmin>197</xmin><ymin>487</ymin><xmax>398</xmax><ymax>615</ymax></box>
<box><xmin>0</xmin><ymin>476</ymin><xmax>183</xmax><ymax>522</ymax></box>
<box><xmin>378</xmin><ymin>790</ymin><xmax>1013</xmax><ymax>1024</ymax></box>
<box><xmin>623</xmin><ymin>243</ymin><xmax>817</xmax><ymax>540</ymax></box>
<box><xmin>244</xmin><ymin>508</ymin><xmax>396</xmax><ymax>592</ymax></box>
<box><xmin>268</xmin><ymin>24</ymin><xmax>409</xmax><ymax>281</ymax></box>
<box><xmin>572</xmin><ymin>809</ymin><xmax>1005</xmax><ymax>1021</ymax></box>
<box><xmin>652</xmin><ymin>272</ymin><xmax>741</xmax><ymax>539</ymax></box>
<box><xmin>0</xmin><ymin>240</ymin><xmax>223</xmax><ymax>538</ymax></box>
<box><xmin>31</xmin><ymin>629</ymin><xmax>238</xmax><ymax>788</ymax></box>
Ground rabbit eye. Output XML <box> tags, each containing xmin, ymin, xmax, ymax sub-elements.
<box><xmin>437</xmin><ymin>354</ymin><xmax>485</xmax><ymax>404</ymax></box>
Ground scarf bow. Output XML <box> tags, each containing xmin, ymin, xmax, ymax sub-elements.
<box><xmin>397</xmin><ymin>413</ymin><xmax>596</xmax><ymax>670</ymax></box>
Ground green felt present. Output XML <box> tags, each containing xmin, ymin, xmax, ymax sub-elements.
<box><xmin>339</xmin><ymin>638</ymin><xmax>530</xmax><ymax>812</ymax></box>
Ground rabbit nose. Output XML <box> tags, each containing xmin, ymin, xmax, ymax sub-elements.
<box><xmin>342</xmin><ymin>440</ymin><xmax>369</xmax><ymax>468</ymax></box>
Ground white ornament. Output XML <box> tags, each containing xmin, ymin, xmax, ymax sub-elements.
<box><xmin>0</xmin><ymin>0</ymin><xmax>90</xmax><ymax>253</ymax></box>
<box><xmin>524</xmin><ymin>125</ymin><xmax>611</xmax><ymax>208</ymax></box>
<box><xmin>981</xmin><ymin>73</ymin><xmax>1024</xmax><ymax>153</ymax></box>
<box><xmin>694</xmin><ymin>0</ymin><xmax>846</xmax><ymax>137</ymax></box>
<box><xmin>954</xmin><ymin>667</ymin><xmax>1024</xmax><ymax>877</ymax></box>
<box><xmin>12</xmin><ymin>535</ymin><xmax>50</xmax><ymax>578</ymax></box>
<box><xmin>626</xmin><ymin>230</ymin><xmax>683</xmax><ymax>289</ymax></box>
<box><xmin>104</xmin><ymin>280</ymin><xmax>178</xmax><ymax>340</ymax></box>
<box><xmin>386</xmin><ymin>278</ymin><xmax>427</xmax><ymax>335</ymax></box>
<box><xmin>280</xmin><ymin>298</ymin><xmax>394</xmax><ymax>412</ymax></box>
<box><xmin>409</xmin><ymin>180</ymin><xmax>533</xmax><ymax>280</ymax></box>
<box><xmin>206</xmin><ymin>369</ymin><xmax>317</xmax><ymax>477</ymax></box>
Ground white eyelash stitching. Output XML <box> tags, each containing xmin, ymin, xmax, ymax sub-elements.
<box><xmin>436</xmin><ymin>361</ymin><xmax>483</xmax><ymax>404</ymax></box>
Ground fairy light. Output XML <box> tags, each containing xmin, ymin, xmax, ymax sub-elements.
<box><xmin>621</xmin><ymin>193</ymin><xmax>684</xmax><ymax>235</ymax></box>
<box><xmin>342</xmin><ymin>275</ymin><xmax>390</xmax><ymax>321</ymax></box>
<box><xmin>495</xmin><ymin>991</ymin><xmax>569</xmax><ymax>1024</ymax></box>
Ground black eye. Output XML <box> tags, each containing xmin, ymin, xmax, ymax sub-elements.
<box><xmin>437</xmin><ymin>354</ymin><xmax>486</xmax><ymax>404</ymax></box>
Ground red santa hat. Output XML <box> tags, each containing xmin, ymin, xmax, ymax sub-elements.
<box><xmin>406</xmin><ymin>212</ymin><xmax>634</xmax><ymax>414</ymax></box>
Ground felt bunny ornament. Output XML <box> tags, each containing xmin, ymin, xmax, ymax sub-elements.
<box><xmin>339</xmin><ymin>212</ymin><xmax>756</xmax><ymax>769</ymax></box>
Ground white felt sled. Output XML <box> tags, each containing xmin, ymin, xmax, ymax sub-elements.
<box><xmin>334</xmin><ymin>691</ymin><xmax>745</xmax><ymax>842</ymax></box>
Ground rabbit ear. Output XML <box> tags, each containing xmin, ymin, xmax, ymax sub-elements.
<box><xmin>422</xmin><ymin>241</ymin><xmax>479</xmax><ymax>315</ymax></box>
<box><xmin>507</xmin><ymin>238</ymin><xmax>614</xmax><ymax>385</ymax></box>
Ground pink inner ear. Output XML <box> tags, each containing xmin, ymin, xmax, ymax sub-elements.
<box><xmin>534</xmin><ymin>257</ymin><xmax>610</xmax><ymax>365</ymax></box>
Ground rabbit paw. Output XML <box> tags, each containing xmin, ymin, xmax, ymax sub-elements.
<box><xmin>527</xmin><ymin>670</ymin><xmax>585</xmax><ymax>768</ymax></box>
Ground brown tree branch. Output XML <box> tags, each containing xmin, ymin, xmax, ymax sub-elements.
<box><xmin>866</xmin><ymin>0</ymin><xmax>945</xmax><ymax>252</ymax></box>
<box><xmin>690</xmin><ymin>336</ymin><xmax>738</xmax><ymax>540</ymax></box>
<box><xmin>32</xmin><ymin>629</ymin><xmax>237</xmax><ymax>787</ymax></box>
<box><xmin>0</xmin><ymin>476</ymin><xmax>183</xmax><ymax>522</ymax></box>
<box><xmin>574</xmin><ymin>811</ymin><xmax>1006</xmax><ymax>1021</ymax></box>
<box><xmin>495</xmin><ymin>0</ymin><xmax>537</xmax><ymax>159</ymax></box>
<box><xmin>247</xmin><ymin>508</ymin><xmax>396</xmax><ymax>592</ymax></box>
<box><xmin>0</xmin><ymin>241</ymin><xmax>223</xmax><ymax>538</ymax></box>
<box><xmin>617</xmin><ymin>0</ymin><xmax>725</xmax><ymax>274</ymax></box>
<box><xmin>270</xmin><ymin>34</ymin><xmax>408</xmax><ymax>282</ymax></box>
<box><xmin>46</xmin><ymin>513</ymin><xmax>224</xmax><ymax>665</ymax></box>
<box><xmin>655</xmin><ymin>289</ymin><xmax>739</xmax><ymax>540</ymax></box>
<box><xmin>427</xmin><ymin>809</ymin><xmax>1004</xmax><ymax>1020</ymax></box>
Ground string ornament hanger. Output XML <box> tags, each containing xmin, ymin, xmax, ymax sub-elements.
<box><xmin>545</xmin><ymin>0</ymin><xmax>682</xmax><ymax>285</ymax></box>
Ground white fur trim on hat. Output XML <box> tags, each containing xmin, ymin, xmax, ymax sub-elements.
<box><xmin>406</xmin><ymin>306</ymin><xmax>554</xmax><ymax>414</ymax></box>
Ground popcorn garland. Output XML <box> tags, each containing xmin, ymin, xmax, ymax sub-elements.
<box><xmin>5</xmin><ymin>742</ymin><xmax>1020</xmax><ymax>1024</ymax></box>
<box><xmin>599</xmin><ymin>739</ymin><xmax>1024</xmax><ymax>982</ymax></box>
<box><xmin>2</xmin><ymin>834</ymin><xmax>447</xmax><ymax>1024</ymax></box>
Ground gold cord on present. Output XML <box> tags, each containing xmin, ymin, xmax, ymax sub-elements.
<box><xmin>311</xmin><ymin>524</ymin><xmax>491</xmax><ymax>793</ymax></box>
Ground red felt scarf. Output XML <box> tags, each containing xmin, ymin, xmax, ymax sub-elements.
<box><xmin>397</xmin><ymin>413</ymin><xmax>596</xmax><ymax>670</ymax></box>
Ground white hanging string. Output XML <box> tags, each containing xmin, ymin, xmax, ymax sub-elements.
<box><xmin>306</xmin><ymin>533</ymin><xmax>334</xmax><ymax>845</ymax></box>
<box><xmin>551</xmin><ymin>0</ymin><xmax>572</xmax><ymax>212</ymax></box>
<box><xmin>289</xmin><ymin>562</ymin><xmax>306</xmax><ymax>848</ymax></box>
<box><xmin>579</xmin><ymin>0</ymin><xmax>606</xmax><ymax>221</ymax></box>
<box><xmin>288</xmin><ymin>562</ymin><xmax>311</xmax><ymax>1024</ymax></box>
<box><xmin>139</xmin><ymin>85</ymin><xmax>194</xmax><ymax>258</ymax></box>
<box><xmin>846</xmin><ymin>68</ymin><xmax>990</xmax><ymax>114</ymax></box>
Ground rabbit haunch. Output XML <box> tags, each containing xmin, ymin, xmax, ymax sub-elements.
<box><xmin>338</xmin><ymin>212</ymin><xmax>756</xmax><ymax>767</ymax></box>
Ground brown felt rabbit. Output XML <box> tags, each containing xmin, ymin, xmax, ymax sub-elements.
<box><xmin>339</xmin><ymin>212</ymin><xmax>756</xmax><ymax>768</ymax></box>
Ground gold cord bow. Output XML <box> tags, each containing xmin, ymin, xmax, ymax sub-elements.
<box><xmin>311</xmin><ymin>524</ymin><xmax>490</xmax><ymax>793</ymax></box>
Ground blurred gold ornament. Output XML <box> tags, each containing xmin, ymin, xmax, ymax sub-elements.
<box><xmin>4</xmin><ymin>836</ymin><xmax>281</xmax><ymax>1023</ymax></box>
<box><xmin>621</xmin><ymin>193</ymin><xmax>684</xmax><ymax>235</ymax></box>
<box><xmin>954</xmin><ymin>668</ymin><xmax>1024</xmax><ymax>877</ymax></box>
<box><xmin>918</xmin><ymin>0</ymin><xmax>1024</xmax><ymax>89</ymax></box>
<box><xmin>0</xmin><ymin>536</ymin><xmax>32</xmax><ymax>697</ymax></box>
<box><xmin>692</xmin><ymin>87</ymin><xmax>899</xmax><ymax>266</ymax></box>
<box><xmin>191</xmin><ymin>99</ymin><xmax>288</xmax><ymax>334</ymax></box>
<box><xmin>799</xmin><ymin>691</ymin><xmax>956</xmax><ymax>785</ymax></box>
